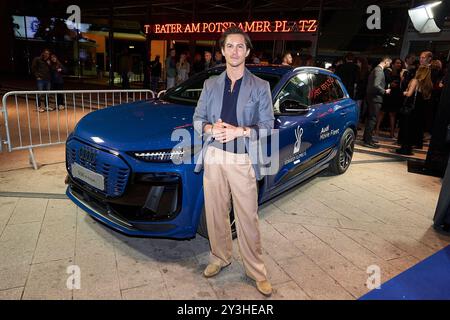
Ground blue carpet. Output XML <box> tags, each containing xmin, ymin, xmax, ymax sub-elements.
<box><xmin>360</xmin><ymin>245</ymin><xmax>450</xmax><ymax>300</ymax></box>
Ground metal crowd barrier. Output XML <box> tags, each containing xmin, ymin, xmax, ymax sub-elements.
<box><xmin>1</xmin><ymin>89</ymin><xmax>155</xmax><ymax>169</ymax></box>
<box><xmin>157</xmin><ymin>90</ymin><xmax>166</xmax><ymax>98</ymax></box>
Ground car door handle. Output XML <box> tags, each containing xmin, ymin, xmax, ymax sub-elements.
<box><xmin>340</xmin><ymin>111</ymin><xmax>349</xmax><ymax>116</ymax></box>
<box><xmin>312</xmin><ymin>119</ymin><xmax>320</xmax><ymax>124</ymax></box>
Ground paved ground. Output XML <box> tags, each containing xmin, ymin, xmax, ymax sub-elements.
<box><xmin>0</xmin><ymin>150</ymin><xmax>448</xmax><ymax>300</ymax></box>
<box><xmin>355</xmin><ymin>129</ymin><xmax>429</xmax><ymax>161</ymax></box>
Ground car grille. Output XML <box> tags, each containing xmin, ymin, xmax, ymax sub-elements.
<box><xmin>66</xmin><ymin>139</ymin><xmax>130</xmax><ymax>197</ymax></box>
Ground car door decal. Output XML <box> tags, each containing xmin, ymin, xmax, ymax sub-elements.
<box><xmin>293</xmin><ymin>126</ymin><xmax>303</xmax><ymax>154</ymax></box>
<box><xmin>319</xmin><ymin>125</ymin><xmax>340</xmax><ymax>140</ymax></box>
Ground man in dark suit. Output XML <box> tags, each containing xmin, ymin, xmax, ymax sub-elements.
<box><xmin>363</xmin><ymin>56</ymin><xmax>392</xmax><ymax>148</ymax></box>
<box><xmin>434</xmin><ymin>156</ymin><xmax>450</xmax><ymax>236</ymax></box>
<box><xmin>193</xmin><ymin>27</ymin><xmax>274</xmax><ymax>296</ymax></box>
<box><xmin>335</xmin><ymin>52</ymin><xmax>359</xmax><ymax>99</ymax></box>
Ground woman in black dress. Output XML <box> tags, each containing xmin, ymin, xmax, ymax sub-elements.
<box><xmin>376</xmin><ymin>58</ymin><xmax>404</xmax><ymax>138</ymax></box>
<box><xmin>396</xmin><ymin>65</ymin><xmax>433</xmax><ymax>155</ymax></box>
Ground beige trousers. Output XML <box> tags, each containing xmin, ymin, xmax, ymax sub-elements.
<box><xmin>203</xmin><ymin>146</ymin><xmax>268</xmax><ymax>281</ymax></box>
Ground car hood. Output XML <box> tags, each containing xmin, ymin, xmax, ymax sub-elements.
<box><xmin>73</xmin><ymin>100</ymin><xmax>196</xmax><ymax>151</ymax></box>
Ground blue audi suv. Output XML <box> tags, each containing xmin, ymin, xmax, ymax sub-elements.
<box><xmin>65</xmin><ymin>65</ymin><xmax>358</xmax><ymax>239</ymax></box>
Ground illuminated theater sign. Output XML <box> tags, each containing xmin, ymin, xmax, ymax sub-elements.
<box><xmin>144</xmin><ymin>20</ymin><xmax>318</xmax><ymax>34</ymax></box>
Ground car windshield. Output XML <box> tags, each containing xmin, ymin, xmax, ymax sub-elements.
<box><xmin>161</xmin><ymin>69</ymin><xmax>281</xmax><ymax>106</ymax></box>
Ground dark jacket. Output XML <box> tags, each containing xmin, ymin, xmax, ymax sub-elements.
<box><xmin>150</xmin><ymin>60</ymin><xmax>162</xmax><ymax>78</ymax></box>
<box><xmin>401</xmin><ymin>66</ymin><xmax>416</xmax><ymax>92</ymax></box>
<box><xmin>193</xmin><ymin>60</ymin><xmax>204</xmax><ymax>74</ymax></box>
<box><xmin>355</xmin><ymin>70</ymin><xmax>369</xmax><ymax>100</ymax></box>
<box><xmin>335</xmin><ymin>62</ymin><xmax>359</xmax><ymax>99</ymax></box>
<box><xmin>366</xmin><ymin>65</ymin><xmax>386</xmax><ymax>103</ymax></box>
<box><xmin>31</xmin><ymin>57</ymin><xmax>51</xmax><ymax>81</ymax></box>
<box><xmin>50</xmin><ymin>63</ymin><xmax>66</xmax><ymax>85</ymax></box>
<box><xmin>204</xmin><ymin>60</ymin><xmax>215</xmax><ymax>70</ymax></box>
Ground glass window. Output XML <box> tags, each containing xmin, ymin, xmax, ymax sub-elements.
<box><xmin>310</xmin><ymin>73</ymin><xmax>344</xmax><ymax>105</ymax></box>
<box><xmin>332</xmin><ymin>80</ymin><xmax>345</xmax><ymax>100</ymax></box>
<box><xmin>273</xmin><ymin>73</ymin><xmax>311</xmax><ymax>114</ymax></box>
<box><xmin>162</xmin><ymin>69</ymin><xmax>281</xmax><ymax>106</ymax></box>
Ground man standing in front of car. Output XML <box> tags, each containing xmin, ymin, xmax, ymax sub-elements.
<box><xmin>193</xmin><ymin>27</ymin><xmax>275</xmax><ymax>296</ymax></box>
<box><xmin>363</xmin><ymin>56</ymin><xmax>392</xmax><ymax>148</ymax></box>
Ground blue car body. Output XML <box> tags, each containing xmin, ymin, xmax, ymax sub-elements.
<box><xmin>65</xmin><ymin>65</ymin><xmax>358</xmax><ymax>239</ymax></box>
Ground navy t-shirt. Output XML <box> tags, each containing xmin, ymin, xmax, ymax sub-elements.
<box><xmin>211</xmin><ymin>75</ymin><xmax>247</xmax><ymax>153</ymax></box>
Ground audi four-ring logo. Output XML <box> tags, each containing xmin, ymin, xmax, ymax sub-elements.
<box><xmin>79</xmin><ymin>147</ymin><xmax>97</xmax><ymax>163</ymax></box>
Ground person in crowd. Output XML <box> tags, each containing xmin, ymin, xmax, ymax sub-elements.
<box><xmin>375</xmin><ymin>58</ymin><xmax>404</xmax><ymax>138</ymax></box>
<box><xmin>305</xmin><ymin>56</ymin><xmax>315</xmax><ymax>66</ymax></box>
<box><xmin>335</xmin><ymin>52</ymin><xmax>359</xmax><ymax>99</ymax></box>
<box><xmin>426</xmin><ymin>59</ymin><xmax>445</xmax><ymax>133</ymax></box>
<box><xmin>119</xmin><ymin>48</ymin><xmax>132</xmax><ymax>89</ymax></box>
<box><xmin>204</xmin><ymin>51</ymin><xmax>215</xmax><ymax>70</ymax></box>
<box><xmin>419</xmin><ymin>51</ymin><xmax>433</xmax><ymax>67</ymax></box>
<box><xmin>272</xmin><ymin>54</ymin><xmax>282</xmax><ymax>65</ymax></box>
<box><xmin>150</xmin><ymin>55</ymin><xmax>161</xmax><ymax>93</ymax></box>
<box><xmin>214</xmin><ymin>51</ymin><xmax>224</xmax><ymax>65</ymax></box>
<box><xmin>401</xmin><ymin>53</ymin><xmax>417</xmax><ymax>91</ymax></box>
<box><xmin>193</xmin><ymin>26</ymin><xmax>274</xmax><ymax>297</ymax></box>
<box><xmin>433</xmin><ymin>155</ymin><xmax>450</xmax><ymax>235</ymax></box>
<box><xmin>192</xmin><ymin>53</ymin><xmax>204</xmax><ymax>74</ymax></box>
<box><xmin>31</xmin><ymin>49</ymin><xmax>53</xmax><ymax>112</ymax></box>
<box><xmin>49</xmin><ymin>53</ymin><xmax>66</xmax><ymax>110</ymax></box>
<box><xmin>355</xmin><ymin>56</ymin><xmax>370</xmax><ymax>127</ymax></box>
<box><xmin>251</xmin><ymin>52</ymin><xmax>260</xmax><ymax>64</ymax></box>
<box><xmin>165</xmin><ymin>48</ymin><xmax>177</xmax><ymax>89</ymax></box>
<box><xmin>396</xmin><ymin>65</ymin><xmax>433</xmax><ymax>155</ymax></box>
<box><xmin>176</xmin><ymin>53</ymin><xmax>190</xmax><ymax>85</ymax></box>
<box><xmin>404</xmin><ymin>53</ymin><xmax>416</xmax><ymax>70</ymax></box>
<box><xmin>425</xmin><ymin>67</ymin><xmax>449</xmax><ymax>176</ymax></box>
<box><xmin>292</xmin><ymin>54</ymin><xmax>302</xmax><ymax>67</ymax></box>
<box><xmin>281</xmin><ymin>52</ymin><xmax>293</xmax><ymax>66</ymax></box>
<box><xmin>363</xmin><ymin>56</ymin><xmax>392</xmax><ymax>148</ymax></box>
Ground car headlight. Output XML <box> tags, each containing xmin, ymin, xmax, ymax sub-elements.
<box><xmin>128</xmin><ymin>145</ymin><xmax>202</xmax><ymax>163</ymax></box>
<box><xmin>128</xmin><ymin>147</ymin><xmax>185</xmax><ymax>163</ymax></box>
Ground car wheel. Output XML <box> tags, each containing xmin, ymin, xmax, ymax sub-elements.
<box><xmin>197</xmin><ymin>205</ymin><xmax>237</xmax><ymax>239</ymax></box>
<box><xmin>329</xmin><ymin>127</ymin><xmax>355</xmax><ymax>174</ymax></box>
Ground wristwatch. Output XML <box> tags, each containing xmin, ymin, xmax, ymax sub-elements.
<box><xmin>242</xmin><ymin>127</ymin><xmax>249</xmax><ymax>137</ymax></box>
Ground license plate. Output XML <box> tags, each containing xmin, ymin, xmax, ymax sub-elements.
<box><xmin>71</xmin><ymin>163</ymin><xmax>105</xmax><ymax>191</ymax></box>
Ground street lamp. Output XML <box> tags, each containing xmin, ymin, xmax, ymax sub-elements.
<box><xmin>408</xmin><ymin>1</ymin><xmax>442</xmax><ymax>33</ymax></box>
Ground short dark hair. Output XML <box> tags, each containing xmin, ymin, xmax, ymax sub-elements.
<box><xmin>344</xmin><ymin>52</ymin><xmax>354</xmax><ymax>61</ymax></box>
<box><xmin>219</xmin><ymin>27</ymin><xmax>253</xmax><ymax>51</ymax></box>
<box><xmin>380</xmin><ymin>56</ymin><xmax>392</xmax><ymax>63</ymax></box>
<box><xmin>41</xmin><ymin>49</ymin><xmax>50</xmax><ymax>59</ymax></box>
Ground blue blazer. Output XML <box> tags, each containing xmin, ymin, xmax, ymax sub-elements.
<box><xmin>193</xmin><ymin>67</ymin><xmax>275</xmax><ymax>180</ymax></box>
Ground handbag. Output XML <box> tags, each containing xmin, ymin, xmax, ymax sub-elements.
<box><xmin>399</xmin><ymin>87</ymin><xmax>418</xmax><ymax>115</ymax></box>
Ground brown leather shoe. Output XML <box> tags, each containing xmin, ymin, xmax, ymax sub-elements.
<box><xmin>256</xmin><ymin>280</ymin><xmax>273</xmax><ymax>296</ymax></box>
<box><xmin>203</xmin><ymin>264</ymin><xmax>222</xmax><ymax>278</ymax></box>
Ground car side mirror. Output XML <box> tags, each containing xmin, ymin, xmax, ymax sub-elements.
<box><xmin>280</xmin><ymin>100</ymin><xmax>310</xmax><ymax>114</ymax></box>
